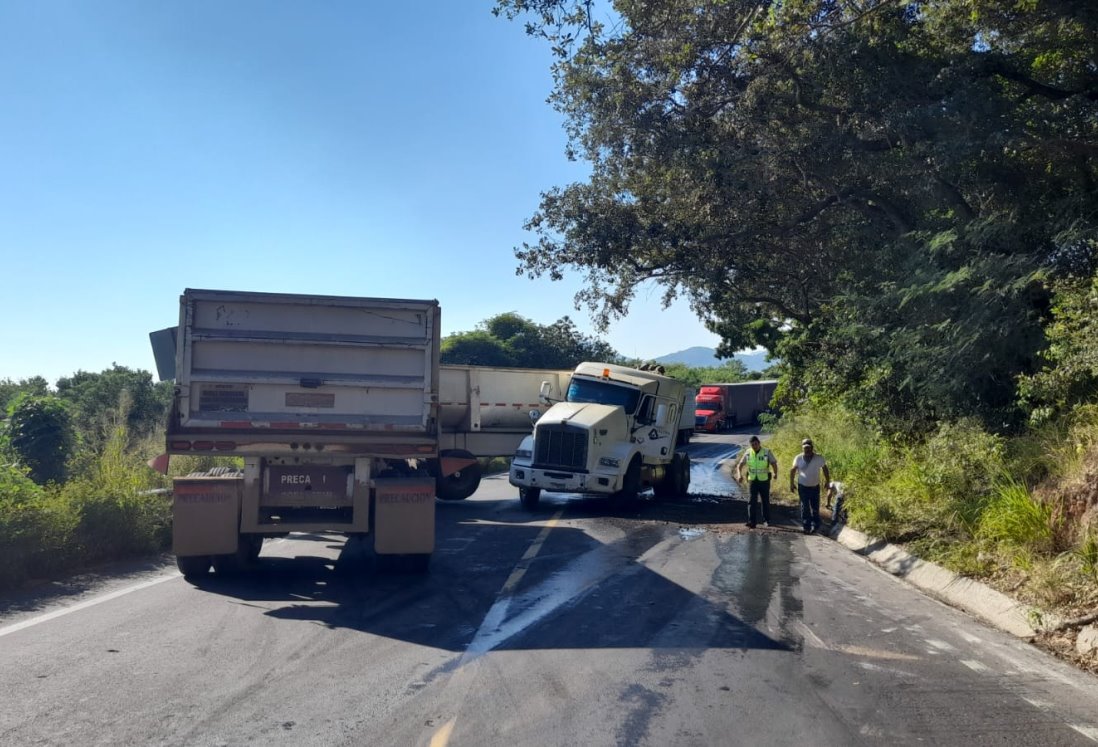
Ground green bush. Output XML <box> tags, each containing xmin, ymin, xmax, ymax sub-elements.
<box><xmin>4</xmin><ymin>394</ymin><xmax>76</xmax><ymax>484</ymax></box>
<box><xmin>977</xmin><ymin>477</ymin><xmax>1054</xmax><ymax>553</ymax></box>
<box><xmin>61</xmin><ymin>479</ymin><xmax>171</xmax><ymax>562</ymax></box>
<box><xmin>0</xmin><ymin>420</ymin><xmax>171</xmax><ymax>591</ymax></box>
<box><xmin>0</xmin><ymin>464</ymin><xmax>78</xmax><ymax>589</ymax></box>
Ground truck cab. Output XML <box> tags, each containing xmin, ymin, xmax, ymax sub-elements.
<box><xmin>509</xmin><ymin>363</ymin><xmax>691</xmax><ymax>509</ymax></box>
<box><xmin>694</xmin><ymin>386</ymin><xmax>727</xmax><ymax>433</ymax></box>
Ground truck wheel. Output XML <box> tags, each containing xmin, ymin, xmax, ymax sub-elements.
<box><xmin>671</xmin><ymin>450</ymin><xmax>689</xmax><ymax>496</ymax></box>
<box><xmin>654</xmin><ymin>453</ymin><xmax>688</xmax><ymax>500</ymax></box>
<box><xmin>435</xmin><ymin>449</ymin><xmax>481</xmax><ymax>501</ymax></box>
<box><xmin>519</xmin><ymin>487</ymin><xmax>541</xmax><ymax>510</ymax></box>
<box><xmin>213</xmin><ymin>534</ymin><xmax>256</xmax><ymax>575</ymax></box>
<box><xmin>176</xmin><ymin>555</ymin><xmax>211</xmax><ymax>579</ymax></box>
<box><xmin>653</xmin><ymin>458</ymin><xmax>676</xmax><ymax>500</ymax></box>
<box><xmin>612</xmin><ymin>458</ymin><xmax>642</xmax><ymax>507</ymax></box>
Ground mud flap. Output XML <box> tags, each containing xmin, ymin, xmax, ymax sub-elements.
<box><xmin>172</xmin><ymin>476</ymin><xmax>242</xmax><ymax>556</ymax></box>
<box><xmin>373</xmin><ymin>477</ymin><xmax>435</xmax><ymax>555</ymax></box>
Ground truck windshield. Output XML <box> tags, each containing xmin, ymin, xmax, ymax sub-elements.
<box><xmin>567</xmin><ymin>378</ymin><xmax>640</xmax><ymax>413</ymax></box>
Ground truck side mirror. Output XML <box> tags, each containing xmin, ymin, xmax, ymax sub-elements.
<box><xmin>539</xmin><ymin>380</ymin><xmax>552</xmax><ymax>404</ymax></box>
<box><xmin>529</xmin><ymin>409</ymin><xmax>541</xmax><ymax>424</ymax></box>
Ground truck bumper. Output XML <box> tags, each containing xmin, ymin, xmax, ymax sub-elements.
<box><xmin>508</xmin><ymin>465</ymin><xmax>620</xmax><ymax>495</ymax></box>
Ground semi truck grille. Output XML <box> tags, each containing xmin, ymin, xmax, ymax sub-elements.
<box><xmin>534</xmin><ymin>424</ymin><xmax>588</xmax><ymax>471</ymax></box>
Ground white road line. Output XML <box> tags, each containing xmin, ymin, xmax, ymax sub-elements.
<box><xmin>1070</xmin><ymin>724</ymin><xmax>1098</xmax><ymax>743</ymax></box>
<box><xmin>961</xmin><ymin>659</ymin><xmax>989</xmax><ymax>672</ymax></box>
<box><xmin>429</xmin><ymin>511</ymin><xmax>563</xmax><ymax>747</ymax></box>
<box><xmin>0</xmin><ymin>572</ymin><xmax>181</xmax><ymax>638</ymax></box>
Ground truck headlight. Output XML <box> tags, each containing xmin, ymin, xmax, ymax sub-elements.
<box><xmin>598</xmin><ymin>457</ymin><xmax>620</xmax><ymax>468</ymax></box>
<box><xmin>514</xmin><ymin>449</ymin><xmax>533</xmax><ymax>459</ymax></box>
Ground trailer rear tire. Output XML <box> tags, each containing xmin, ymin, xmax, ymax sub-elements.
<box><xmin>176</xmin><ymin>555</ymin><xmax>211</xmax><ymax>579</ymax></box>
<box><xmin>435</xmin><ymin>449</ymin><xmax>481</xmax><ymax>501</ymax></box>
<box><xmin>519</xmin><ymin>487</ymin><xmax>541</xmax><ymax>510</ymax></box>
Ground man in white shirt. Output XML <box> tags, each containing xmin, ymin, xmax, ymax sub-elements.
<box><xmin>789</xmin><ymin>437</ymin><xmax>832</xmax><ymax>534</ymax></box>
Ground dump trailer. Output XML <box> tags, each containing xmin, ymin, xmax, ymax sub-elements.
<box><xmin>434</xmin><ymin>365</ymin><xmax>571</xmax><ymax>500</ymax></box>
<box><xmin>509</xmin><ymin>362</ymin><xmax>691</xmax><ymax>510</ymax></box>
<box><xmin>725</xmin><ymin>380</ymin><xmax>778</xmax><ymax>426</ymax></box>
<box><xmin>161</xmin><ymin>288</ymin><xmax>441</xmax><ymax>577</ymax></box>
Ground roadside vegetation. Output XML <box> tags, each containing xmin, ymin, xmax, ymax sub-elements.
<box><xmin>0</xmin><ymin>367</ymin><xmax>238</xmax><ymax>591</ymax></box>
<box><xmin>768</xmin><ymin>403</ymin><xmax>1098</xmax><ymax>620</ymax></box>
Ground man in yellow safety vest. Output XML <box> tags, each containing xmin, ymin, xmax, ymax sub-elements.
<box><xmin>735</xmin><ymin>435</ymin><xmax>779</xmax><ymax>529</ymax></box>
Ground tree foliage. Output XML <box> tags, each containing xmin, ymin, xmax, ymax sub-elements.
<box><xmin>441</xmin><ymin>312</ymin><xmax>618</xmax><ymax>368</ymax></box>
<box><xmin>1019</xmin><ymin>273</ymin><xmax>1098</xmax><ymax>420</ymax></box>
<box><xmin>4</xmin><ymin>394</ymin><xmax>75</xmax><ymax>485</ymax></box>
<box><xmin>0</xmin><ymin>376</ymin><xmax>49</xmax><ymax>416</ymax></box>
<box><xmin>495</xmin><ymin>0</ymin><xmax>1098</xmax><ymax>434</ymax></box>
<box><xmin>55</xmin><ymin>365</ymin><xmax>172</xmax><ymax>442</ymax></box>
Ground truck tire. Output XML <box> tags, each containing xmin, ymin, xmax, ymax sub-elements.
<box><xmin>612</xmin><ymin>457</ymin><xmax>642</xmax><ymax>507</ymax></box>
<box><xmin>519</xmin><ymin>487</ymin><xmax>541</xmax><ymax>510</ymax></box>
<box><xmin>677</xmin><ymin>452</ymin><xmax>691</xmax><ymax>494</ymax></box>
<box><xmin>435</xmin><ymin>449</ymin><xmax>481</xmax><ymax>501</ymax></box>
<box><xmin>213</xmin><ymin>533</ymin><xmax>260</xmax><ymax>575</ymax></box>
<box><xmin>653</xmin><ymin>452</ymin><xmax>690</xmax><ymax>500</ymax></box>
<box><xmin>176</xmin><ymin>555</ymin><xmax>211</xmax><ymax>579</ymax></box>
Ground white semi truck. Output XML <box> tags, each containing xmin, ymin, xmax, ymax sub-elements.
<box><xmin>509</xmin><ymin>362</ymin><xmax>691</xmax><ymax>510</ymax></box>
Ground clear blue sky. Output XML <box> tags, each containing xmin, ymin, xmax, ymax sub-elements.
<box><xmin>0</xmin><ymin>1</ymin><xmax>722</xmax><ymax>384</ymax></box>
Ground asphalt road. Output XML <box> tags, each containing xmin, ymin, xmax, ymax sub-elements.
<box><xmin>2</xmin><ymin>431</ymin><xmax>1097</xmax><ymax>746</ymax></box>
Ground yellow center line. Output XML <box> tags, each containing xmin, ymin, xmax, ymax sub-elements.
<box><xmin>428</xmin><ymin>719</ymin><xmax>456</xmax><ymax>747</ymax></box>
<box><xmin>499</xmin><ymin>510</ymin><xmax>562</xmax><ymax>596</ymax></box>
<box><xmin>428</xmin><ymin>509</ymin><xmax>563</xmax><ymax>747</ymax></box>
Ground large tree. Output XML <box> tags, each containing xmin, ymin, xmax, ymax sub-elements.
<box><xmin>496</xmin><ymin>0</ymin><xmax>1098</xmax><ymax>432</ymax></box>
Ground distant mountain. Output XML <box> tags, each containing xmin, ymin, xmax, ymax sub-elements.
<box><xmin>655</xmin><ymin>346</ymin><xmax>774</xmax><ymax>372</ymax></box>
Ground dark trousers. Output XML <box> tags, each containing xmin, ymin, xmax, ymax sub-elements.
<box><xmin>747</xmin><ymin>479</ymin><xmax>771</xmax><ymax>524</ymax></box>
<box><xmin>798</xmin><ymin>484</ymin><xmax>821</xmax><ymax>530</ymax></box>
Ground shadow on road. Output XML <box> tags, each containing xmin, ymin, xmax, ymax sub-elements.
<box><xmin>187</xmin><ymin>496</ymin><xmax>793</xmax><ymax>657</ymax></box>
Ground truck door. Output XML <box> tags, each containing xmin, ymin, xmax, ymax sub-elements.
<box><xmin>637</xmin><ymin>395</ymin><xmax>676</xmax><ymax>461</ymax></box>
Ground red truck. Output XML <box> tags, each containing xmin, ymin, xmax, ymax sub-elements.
<box><xmin>695</xmin><ymin>384</ymin><xmax>734</xmax><ymax>432</ymax></box>
<box><xmin>695</xmin><ymin>381</ymin><xmax>778</xmax><ymax>432</ymax></box>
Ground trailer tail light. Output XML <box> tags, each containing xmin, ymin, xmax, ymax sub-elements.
<box><xmin>170</xmin><ymin>441</ymin><xmax>192</xmax><ymax>451</ymax></box>
<box><xmin>192</xmin><ymin>441</ymin><xmax>215</xmax><ymax>451</ymax></box>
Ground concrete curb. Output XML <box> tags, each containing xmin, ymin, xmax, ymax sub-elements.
<box><xmin>827</xmin><ymin>523</ymin><xmax>1054</xmax><ymax>638</ymax></box>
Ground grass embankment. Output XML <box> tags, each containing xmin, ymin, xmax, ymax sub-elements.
<box><xmin>767</xmin><ymin>404</ymin><xmax>1098</xmax><ymax>621</ymax></box>
<box><xmin>0</xmin><ymin>426</ymin><xmax>232</xmax><ymax>592</ymax></box>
